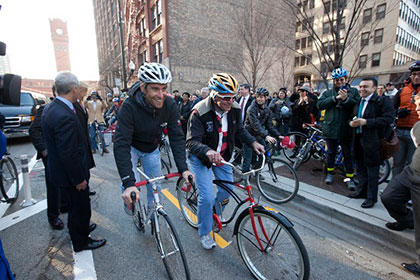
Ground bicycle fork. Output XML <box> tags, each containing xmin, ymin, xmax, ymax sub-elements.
<box><xmin>249</xmin><ymin>209</ymin><xmax>280</xmax><ymax>253</ymax></box>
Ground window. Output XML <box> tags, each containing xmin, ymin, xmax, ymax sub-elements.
<box><xmin>150</xmin><ymin>1</ymin><xmax>161</xmax><ymax>31</ymax></box>
<box><xmin>308</xmin><ymin>37</ymin><xmax>313</xmax><ymax>47</ymax></box>
<box><xmin>332</xmin><ymin>0</ymin><xmax>337</xmax><ymax>11</ymax></box>
<box><xmin>372</xmin><ymin>52</ymin><xmax>381</xmax><ymax>66</ymax></box>
<box><xmin>361</xmin><ymin>32</ymin><xmax>370</xmax><ymax>47</ymax></box>
<box><xmin>374</xmin><ymin>28</ymin><xmax>383</xmax><ymax>43</ymax></box>
<box><xmin>309</xmin><ymin>0</ymin><xmax>315</xmax><ymax>9</ymax></box>
<box><xmin>376</xmin><ymin>3</ymin><xmax>386</xmax><ymax>19</ymax></box>
<box><xmin>359</xmin><ymin>55</ymin><xmax>367</xmax><ymax>68</ymax></box>
<box><xmin>295</xmin><ymin>57</ymin><xmax>300</xmax><ymax>67</ymax></box>
<box><xmin>139</xmin><ymin>17</ymin><xmax>146</xmax><ymax>36</ymax></box>
<box><xmin>301</xmin><ymin>37</ymin><xmax>307</xmax><ymax>48</ymax></box>
<box><xmin>300</xmin><ymin>56</ymin><xmax>306</xmax><ymax>66</ymax></box>
<box><xmin>324</xmin><ymin>1</ymin><xmax>331</xmax><ymax>14</ymax></box>
<box><xmin>151</xmin><ymin>6</ymin><xmax>156</xmax><ymax>30</ymax></box>
<box><xmin>323</xmin><ymin>22</ymin><xmax>330</xmax><ymax>34</ymax></box>
<box><xmin>296</xmin><ymin>21</ymin><xmax>301</xmax><ymax>32</ymax></box>
<box><xmin>152</xmin><ymin>40</ymin><xmax>163</xmax><ymax>63</ymax></box>
<box><xmin>296</xmin><ymin>39</ymin><xmax>300</xmax><ymax>49</ymax></box>
<box><xmin>363</xmin><ymin>8</ymin><xmax>372</xmax><ymax>23</ymax></box>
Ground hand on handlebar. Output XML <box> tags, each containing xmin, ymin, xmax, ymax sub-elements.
<box><xmin>206</xmin><ymin>149</ymin><xmax>223</xmax><ymax>165</ymax></box>
<box><xmin>182</xmin><ymin>170</ymin><xmax>195</xmax><ymax>185</ymax></box>
<box><xmin>251</xmin><ymin>141</ymin><xmax>265</xmax><ymax>155</ymax></box>
<box><xmin>265</xmin><ymin>135</ymin><xmax>277</xmax><ymax>144</ymax></box>
<box><xmin>122</xmin><ymin>186</ymin><xmax>139</xmax><ymax>209</ymax></box>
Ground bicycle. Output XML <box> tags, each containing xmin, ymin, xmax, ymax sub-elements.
<box><xmin>159</xmin><ymin>127</ymin><xmax>173</xmax><ymax>169</ymax></box>
<box><xmin>290</xmin><ymin>124</ymin><xmax>390</xmax><ymax>184</ymax></box>
<box><xmin>231</xmin><ymin>143</ymin><xmax>299</xmax><ymax>204</ymax></box>
<box><xmin>0</xmin><ymin>151</ymin><xmax>19</xmax><ymax>204</ymax></box>
<box><xmin>130</xmin><ymin>169</ymin><xmax>190</xmax><ymax>279</ymax></box>
<box><xmin>93</xmin><ymin>120</ymin><xmax>106</xmax><ymax>156</ymax></box>
<box><xmin>176</xmin><ymin>155</ymin><xmax>310</xmax><ymax>280</ymax></box>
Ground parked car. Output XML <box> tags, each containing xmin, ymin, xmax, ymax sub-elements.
<box><xmin>0</xmin><ymin>91</ymin><xmax>49</xmax><ymax>138</ymax></box>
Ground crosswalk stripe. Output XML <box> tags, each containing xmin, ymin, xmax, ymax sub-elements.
<box><xmin>161</xmin><ymin>189</ymin><xmax>230</xmax><ymax>248</ymax></box>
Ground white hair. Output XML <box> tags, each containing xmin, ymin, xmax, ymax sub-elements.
<box><xmin>54</xmin><ymin>71</ymin><xmax>79</xmax><ymax>95</ymax></box>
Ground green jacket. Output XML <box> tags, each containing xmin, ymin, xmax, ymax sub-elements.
<box><xmin>317</xmin><ymin>86</ymin><xmax>360</xmax><ymax>139</ymax></box>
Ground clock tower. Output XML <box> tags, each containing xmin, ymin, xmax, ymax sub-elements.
<box><xmin>49</xmin><ymin>18</ymin><xmax>71</xmax><ymax>72</ymax></box>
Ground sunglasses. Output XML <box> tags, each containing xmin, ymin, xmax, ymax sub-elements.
<box><xmin>217</xmin><ymin>95</ymin><xmax>236</xmax><ymax>101</ymax></box>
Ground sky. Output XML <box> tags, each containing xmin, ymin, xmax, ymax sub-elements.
<box><xmin>0</xmin><ymin>0</ymin><xmax>99</xmax><ymax>80</ymax></box>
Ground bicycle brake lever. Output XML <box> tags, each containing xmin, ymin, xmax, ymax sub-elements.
<box><xmin>130</xmin><ymin>191</ymin><xmax>137</xmax><ymax>213</ymax></box>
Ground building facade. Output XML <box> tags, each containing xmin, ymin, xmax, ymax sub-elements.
<box><xmin>49</xmin><ymin>18</ymin><xmax>72</xmax><ymax>72</ymax></box>
<box><xmin>294</xmin><ymin>0</ymin><xmax>420</xmax><ymax>90</ymax></box>
<box><xmin>93</xmin><ymin>0</ymin><xmax>295</xmax><ymax>94</ymax></box>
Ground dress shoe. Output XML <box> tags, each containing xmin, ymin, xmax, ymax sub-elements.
<box><xmin>89</xmin><ymin>191</ymin><xmax>96</xmax><ymax>196</ymax></box>
<box><xmin>73</xmin><ymin>238</ymin><xmax>106</xmax><ymax>252</ymax></box>
<box><xmin>361</xmin><ymin>199</ymin><xmax>375</xmax><ymax>208</ymax></box>
<box><xmin>402</xmin><ymin>262</ymin><xmax>420</xmax><ymax>277</ymax></box>
<box><xmin>104</xmin><ymin>148</ymin><xmax>110</xmax><ymax>153</ymax></box>
<box><xmin>89</xmin><ymin>223</ymin><xmax>97</xmax><ymax>233</ymax></box>
<box><xmin>385</xmin><ymin>222</ymin><xmax>414</xmax><ymax>231</ymax></box>
<box><xmin>347</xmin><ymin>192</ymin><xmax>367</xmax><ymax>199</ymax></box>
<box><xmin>49</xmin><ymin>217</ymin><xmax>64</xmax><ymax>230</ymax></box>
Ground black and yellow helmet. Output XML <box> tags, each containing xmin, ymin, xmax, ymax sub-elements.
<box><xmin>208</xmin><ymin>73</ymin><xmax>239</xmax><ymax>97</ymax></box>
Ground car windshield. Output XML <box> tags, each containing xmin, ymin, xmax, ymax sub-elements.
<box><xmin>20</xmin><ymin>93</ymin><xmax>34</xmax><ymax>106</ymax></box>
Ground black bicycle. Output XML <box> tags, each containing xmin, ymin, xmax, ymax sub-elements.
<box><xmin>0</xmin><ymin>152</ymin><xmax>19</xmax><ymax>204</ymax></box>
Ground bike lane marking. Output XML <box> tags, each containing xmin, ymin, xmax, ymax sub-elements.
<box><xmin>0</xmin><ymin>153</ymin><xmax>38</xmax><ymax>218</ymax></box>
<box><xmin>73</xmin><ymin>250</ymin><xmax>97</xmax><ymax>280</ymax></box>
<box><xmin>0</xmin><ymin>199</ymin><xmax>47</xmax><ymax>231</ymax></box>
<box><xmin>161</xmin><ymin>189</ymin><xmax>230</xmax><ymax>248</ymax></box>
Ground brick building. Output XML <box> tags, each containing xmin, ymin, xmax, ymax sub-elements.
<box><xmin>93</xmin><ymin>0</ymin><xmax>295</xmax><ymax>94</ymax></box>
<box><xmin>49</xmin><ymin>18</ymin><xmax>72</xmax><ymax>72</ymax></box>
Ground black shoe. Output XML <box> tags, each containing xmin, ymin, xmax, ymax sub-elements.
<box><xmin>60</xmin><ymin>206</ymin><xmax>69</xmax><ymax>213</ymax></box>
<box><xmin>89</xmin><ymin>191</ymin><xmax>96</xmax><ymax>196</ymax></box>
<box><xmin>89</xmin><ymin>223</ymin><xmax>97</xmax><ymax>233</ymax></box>
<box><xmin>361</xmin><ymin>199</ymin><xmax>375</xmax><ymax>208</ymax></box>
<box><xmin>73</xmin><ymin>238</ymin><xmax>106</xmax><ymax>252</ymax></box>
<box><xmin>347</xmin><ymin>192</ymin><xmax>367</xmax><ymax>199</ymax></box>
<box><xmin>49</xmin><ymin>217</ymin><xmax>64</xmax><ymax>230</ymax></box>
<box><xmin>402</xmin><ymin>262</ymin><xmax>420</xmax><ymax>277</ymax></box>
<box><xmin>385</xmin><ymin>222</ymin><xmax>414</xmax><ymax>231</ymax></box>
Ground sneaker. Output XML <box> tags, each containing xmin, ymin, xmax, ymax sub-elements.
<box><xmin>324</xmin><ymin>174</ymin><xmax>333</xmax><ymax>184</ymax></box>
<box><xmin>346</xmin><ymin>179</ymin><xmax>356</xmax><ymax>191</ymax></box>
<box><xmin>200</xmin><ymin>234</ymin><xmax>216</xmax><ymax>250</ymax></box>
<box><xmin>218</xmin><ymin>215</ymin><xmax>227</xmax><ymax>227</ymax></box>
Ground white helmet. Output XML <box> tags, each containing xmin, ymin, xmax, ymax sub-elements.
<box><xmin>138</xmin><ymin>62</ymin><xmax>172</xmax><ymax>84</ymax></box>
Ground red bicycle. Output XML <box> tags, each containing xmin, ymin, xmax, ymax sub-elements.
<box><xmin>176</xmin><ymin>155</ymin><xmax>310</xmax><ymax>280</ymax></box>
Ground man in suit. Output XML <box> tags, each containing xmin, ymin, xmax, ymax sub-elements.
<box><xmin>42</xmin><ymin>72</ymin><xmax>106</xmax><ymax>252</ymax></box>
<box><xmin>85</xmin><ymin>91</ymin><xmax>109</xmax><ymax>154</ymax></box>
<box><xmin>75</xmin><ymin>82</ymin><xmax>96</xmax><ymax>196</ymax></box>
<box><xmin>29</xmin><ymin>85</ymin><xmax>67</xmax><ymax>230</ymax></box>
<box><xmin>349</xmin><ymin>77</ymin><xmax>394</xmax><ymax>208</ymax></box>
<box><xmin>238</xmin><ymin>84</ymin><xmax>254</xmax><ymax>124</ymax></box>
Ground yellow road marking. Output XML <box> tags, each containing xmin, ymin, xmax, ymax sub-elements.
<box><xmin>161</xmin><ymin>189</ymin><xmax>231</xmax><ymax>248</ymax></box>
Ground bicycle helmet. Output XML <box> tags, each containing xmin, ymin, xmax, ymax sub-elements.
<box><xmin>208</xmin><ymin>73</ymin><xmax>239</xmax><ymax>97</ymax></box>
<box><xmin>91</xmin><ymin>91</ymin><xmax>98</xmax><ymax>97</ymax></box>
<box><xmin>138</xmin><ymin>62</ymin><xmax>172</xmax><ymax>84</ymax></box>
<box><xmin>256</xmin><ymin>87</ymin><xmax>269</xmax><ymax>96</ymax></box>
<box><xmin>409</xmin><ymin>61</ymin><xmax>420</xmax><ymax>72</ymax></box>
<box><xmin>331</xmin><ymin>67</ymin><xmax>348</xmax><ymax>79</ymax></box>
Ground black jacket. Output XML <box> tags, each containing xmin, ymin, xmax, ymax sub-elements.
<box><xmin>29</xmin><ymin>105</ymin><xmax>46</xmax><ymax>160</ymax></box>
<box><xmin>179</xmin><ymin>101</ymin><xmax>192</xmax><ymax>122</ymax></box>
<box><xmin>352</xmin><ymin>94</ymin><xmax>395</xmax><ymax>167</ymax></box>
<box><xmin>290</xmin><ymin>98</ymin><xmax>316</xmax><ymax>131</ymax></box>
<box><xmin>114</xmin><ymin>82</ymin><xmax>188</xmax><ymax>188</ymax></box>
<box><xmin>245</xmin><ymin>100</ymin><xmax>281</xmax><ymax>142</ymax></box>
<box><xmin>74</xmin><ymin>102</ymin><xmax>95</xmax><ymax>169</ymax></box>
<box><xmin>42</xmin><ymin>99</ymin><xmax>90</xmax><ymax>188</ymax></box>
<box><xmin>186</xmin><ymin>97</ymin><xmax>256</xmax><ymax>168</ymax></box>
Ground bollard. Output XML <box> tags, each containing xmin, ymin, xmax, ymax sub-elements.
<box><xmin>20</xmin><ymin>154</ymin><xmax>37</xmax><ymax>207</ymax></box>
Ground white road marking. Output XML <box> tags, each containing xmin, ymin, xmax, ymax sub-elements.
<box><xmin>0</xmin><ymin>199</ymin><xmax>47</xmax><ymax>231</ymax></box>
<box><xmin>0</xmin><ymin>154</ymin><xmax>39</xmax><ymax>218</ymax></box>
<box><xmin>73</xmin><ymin>250</ymin><xmax>97</xmax><ymax>280</ymax></box>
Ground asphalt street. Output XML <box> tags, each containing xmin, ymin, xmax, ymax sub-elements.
<box><xmin>0</xmin><ymin>138</ymin><xmax>417</xmax><ymax>280</ymax></box>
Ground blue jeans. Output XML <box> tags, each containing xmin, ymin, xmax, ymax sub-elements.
<box><xmin>120</xmin><ymin>147</ymin><xmax>162</xmax><ymax>207</ymax></box>
<box><xmin>188</xmin><ymin>154</ymin><xmax>233</xmax><ymax>236</ymax></box>
<box><xmin>88</xmin><ymin>123</ymin><xmax>106</xmax><ymax>151</ymax></box>
<box><xmin>392</xmin><ymin>128</ymin><xmax>416</xmax><ymax>176</ymax></box>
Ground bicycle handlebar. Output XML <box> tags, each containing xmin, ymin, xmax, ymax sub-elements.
<box><xmin>303</xmin><ymin>123</ymin><xmax>322</xmax><ymax>134</ymax></box>
<box><xmin>218</xmin><ymin>154</ymin><xmax>266</xmax><ymax>176</ymax></box>
<box><xmin>134</xmin><ymin>172</ymin><xmax>181</xmax><ymax>187</ymax></box>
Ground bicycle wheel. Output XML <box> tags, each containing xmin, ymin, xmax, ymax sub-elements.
<box><xmin>95</xmin><ymin>131</ymin><xmax>104</xmax><ymax>156</ymax></box>
<box><xmin>0</xmin><ymin>157</ymin><xmax>19</xmax><ymax>203</ymax></box>
<box><xmin>293</xmin><ymin>141</ymin><xmax>311</xmax><ymax>170</ymax></box>
<box><xmin>378</xmin><ymin>159</ymin><xmax>391</xmax><ymax>184</ymax></box>
<box><xmin>161</xmin><ymin>159</ymin><xmax>170</xmax><ymax>175</ymax></box>
<box><xmin>283</xmin><ymin>132</ymin><xmax>308</xmax><ymax>163</ymax></box>
<box><xmin>176</xmin><ymin>177</ymin><xmax>198</xmax><ymax>228</ymax></box>
<box><xmin>155</xmin><ymin>209</ymin><xmax>191</xmax><ymax>280</ymax></box>
<box><xmin>256</xmin><ymin>158</ymin><xmax>299</xmax><ymax>204</ymax></box>
<box><xmin>236</xmin><ymin>209</ymin><xmax>310</xmax><ymax>280</ymax></box>
<box><xmin>132</xmin><ymin>197</ymin><xmax>147</xmax><ymax>233</ymax></box>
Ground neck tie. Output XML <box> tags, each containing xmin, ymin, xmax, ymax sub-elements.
<box><xmin>356</xmin><ymin>98</ymin><xmax>365</xmax><ymax>133</ymax></box>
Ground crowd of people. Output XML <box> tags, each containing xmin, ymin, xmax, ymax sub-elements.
<box><xmin>18</xmin><ymin>60</ymin><xmax>420</xmax><ymax>278</ymax></box>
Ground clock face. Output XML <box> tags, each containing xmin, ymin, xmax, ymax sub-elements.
<box><xmin>56</xmin><ymin>28</ymin><xmax>63</xmax><ymax>35</ymax></box>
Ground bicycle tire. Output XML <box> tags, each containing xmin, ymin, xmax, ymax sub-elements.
<box><xmin>161</xmin><ymin>159</ymin><xmax>171</xmax><ymax>175</ymax></box>
<box><xmin>155</xmin><ymin>210</ymin><xmax>191</xmax><ymax>280</ymax></box>
<box><xmin>176</xmin><ymin>177</ymin><xmax>199</xmax><ymax>228</ymax></box>
<box><xmin>132</xmin><ymin>196</ymin><xmax>147</xmax><ymax>233</ymax></box>
<box><xmin>164</xmin><ymin>141</ymin><xmax>173</xmax><ymax>169</ymax></box>
<box><xmin>256</xmin><ymin>158</ymin><xmax>299</xmax><ymax>204</ymax></box>
<box><xmin>0</xmin><ymin>157</ymin><xmax>19</xmax><ymax>203</ymax></box>
<box><xmin>95</xmin><ymin>131</ymin><xmax>104</xmax><ymax>156</ymax></box>
<box><xmin>283</xmin><ymin>132</ymin><xmax>308</xmax><ymax>163</ymax></box>
<box><xmin>236</xmin><ymin>209</ymin><xmax>310</xmax><ymax>280</ymax></box>
<box><xmin>293</xmin><ymin>141</ymin><xmax>311</xmax><ymax>170</ymax></box>
<box><xmin>378</xmin><ymin>159</ymin><xmax>391</xmax><ymax>184</ymax></box>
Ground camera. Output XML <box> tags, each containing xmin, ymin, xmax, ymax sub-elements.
<box><xmin>0</xmin><ymin>42</ymin><xmax>21</xmax><ymax>106</ymax></box>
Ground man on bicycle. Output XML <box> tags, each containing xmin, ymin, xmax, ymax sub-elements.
<box><xmin>85</xmin><ymin>91</ymin><xmax>109</xmax><ymax>154</ymax></box>
<box><xmin>317</xmin><ymin>67</ymin><xmax>360</xmax><ymax>188</ymax></box>
<box><xmin>114</xmin><ymin>63</ymin><xmax>194</xmax><ymax>210</ymax></box>
<box><xmin>186</xmin><ymin>73</ymin><xmax>264</xmax><ymax>249</ymax></box>
<box><xmin>242</xmin><ymin>87</ymin><xmax>284</xmax><ymax>173</ymax></box>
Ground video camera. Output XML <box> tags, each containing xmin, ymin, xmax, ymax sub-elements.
<box><xmin>0</xmin><ymin>42</ymin><xmax>21</xmax><ymax>106</ymax></box>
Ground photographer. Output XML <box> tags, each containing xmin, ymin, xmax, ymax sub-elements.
<box><xmin>85</xmin><ymin>91</ymin><xmax>109</xmax><ymax>154</ymax></box>
<box><xmin>317</xmin><ymin>67</ymin><xmax>360</xmax><ymax>187</ymax></box>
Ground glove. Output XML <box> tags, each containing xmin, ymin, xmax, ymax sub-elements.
<box><xmin>397</xmin><ymin>108</ymin><xmax>411</xmax><ymax>118</ymax></box>
<box><xmin>281</xmin><ymin>136</ymin><xmax>296</xmax><ymax>149</ymax></box>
